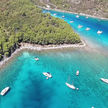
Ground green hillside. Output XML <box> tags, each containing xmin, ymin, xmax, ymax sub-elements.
<box><xmin>33</xmin><ymin>0</ymin><xmax>108</xmax><ymax>18</ymax></box>
<box><xmin>0</xmin><ymin>0</ymin><xmax>81</xmax><ymax>60</ymax></box>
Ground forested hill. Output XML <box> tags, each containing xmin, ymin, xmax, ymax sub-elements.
<box><xmin>33</xmin><ymin>0</ymin><xmax>108</xmax><ymax>18</ymax></box>
<box><xmin>0</xmin><ymin>0</ymin><xmax>81</xmax><ymax>60</ymax></box>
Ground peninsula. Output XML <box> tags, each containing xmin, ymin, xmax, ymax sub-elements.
<box><xmin>0</xmin><ymin>0</ymin><xmax>81</xmax><ymax>61</ymax></box>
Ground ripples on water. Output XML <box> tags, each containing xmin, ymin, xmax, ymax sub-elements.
<box><xmin>0</xmin><ymin>10</ymin><xmax>108</xmax><ymax>108</ymax></box>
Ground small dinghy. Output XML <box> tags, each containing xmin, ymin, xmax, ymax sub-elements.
<box><xmin>65</xmin><ymin>82</ymin><xmax>76</xmax><ymax>90</ymax></box>
<box><xmin>0</xmin><ymin>87</ymin><xmax>10</xmax><ymax>96</ymax></box>
<box><xmin>86</xmin><ymin>27</ymin><xmax>90</xmax><ymax>31</ymax></box>
<box><xmin>100</xmin><ymin>78</ymin><xmax>108</xmax><ymax>84</ymax></box>
<box><xmin>78</xmin><ymin>25</ymin><xmax>83</xmax><ymax>28</ymax></box>
<box><xmin>35</xmin><ymin>57</ymin><xmax>39</xmax><ymax>61</ymax></box>
<box><xmin>43</xmin><ymin>72</ymin><xmax>52</xmax><ymax>79</ymax></box>
<box><xmin>76</xmin><ymin>70</ymin><xmax>79</xmax><ymax>76</ymax></box>
<box><xmin>76</xmin><ymin>15</ymin><xmax>79</xmax><ymax>18</ymax></box>
<box><xmin>97</xmin><ymin>30</ymin><xmax>103</xmax><ymax>34</ymax></box>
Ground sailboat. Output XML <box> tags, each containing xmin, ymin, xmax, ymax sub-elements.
<box><xmin>65</xmin><ymin>82</ymin><xmax>76</xmax><ymax>90</ymax></box>
<box><xmin>76</xmin><ymin>70</ymin><xmax>79</xmax><ymax>76</ymax></box>
<box><xmin>97</xmin><ymin>30</ymin><xmax>103</xmax><ymax>34</ymax></box>
<box><xmin>100</xmin><ymin>78</ymin><xmax>108</xmax><ymax>84</ymax></box>
<box><xmin>0</xmin><ymin>87</ymin><xmax>10</xmax><ymax>96</ymax></box>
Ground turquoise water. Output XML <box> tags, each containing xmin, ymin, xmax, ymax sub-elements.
<box><xmin>0</xmin><ymin>10</ymin><xmax>108</xmax><ymax>108</ymax></box>
<box><xmin>43</xmin><ymin>10</ymin><xmax>108</xmax><ymax>49</ymax></box>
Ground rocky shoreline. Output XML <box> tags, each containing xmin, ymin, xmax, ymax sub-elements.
<box><xmin>0</xmin><ymin>40</ymin><xmax>86</xmax><ymax>68</ymax></box>
<box><xmin>41</xmin><ymin>7</ymin><xmax>108</xmax><ymax>20</ymax></box>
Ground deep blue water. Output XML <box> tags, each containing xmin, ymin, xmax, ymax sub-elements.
<box><xmin>0</xmin><ymin>10</ymin><xmax>108</xmax><ymax>108</ymax></box>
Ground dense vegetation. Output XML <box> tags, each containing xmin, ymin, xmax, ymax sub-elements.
<box><xmin>0</xmin><ymin>0</ymin><xmax>81</xmax><ymax>60</ymax></box>
<box><xmin>34</xmin><ymin>0</ymin><xmax>108</xmax><ymax>18</ymax></box>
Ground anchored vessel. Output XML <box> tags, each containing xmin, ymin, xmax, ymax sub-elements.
<box><xmin>0</xmin><ymin>87</ymin><xmax>10</xmax><ymax>96</ymax></box>
<box><xmin>65</xmin><ymin>82</ymin><xmax>76</xmax><ymax>90</ymax></box>
<box><xmin>70</xmin><ymin>21</ymin><xmax>74</xmax><ymax>23</ymax></box>
<box><xmin>78</xmin><ymin>25</ymin><xmax>83</xmax><ymax>28</ymax></box>
<box><xmin>97</xmin><ymin>30</ymin><xmax>103</xmax><ymax>34</ymax></box>
<box><xmin>100</xmin><ymin>78</ymin><xmax>108</xmax><ymax>84</ymax></box>
<box><xmin>62</xmin><ymin>16</ymin><xmax>65</xmax><ymax>18</ymax></box>
<box><xmin>76</xmin><ymin>70</ymin><xmax>79</xmax><ymax>76</ymax></box>
<box><xmin>76</xmin><ymin>15</ymin><xmax>79</xmax><ymax>18</ymax></box>
<box><xmin>43</xmin><ymin>72</ymin><xmax>52</xmax><ymax>79</ymax></box>
<box><xmin>53</xmin><ymin>13</ymin><xmax>56</xmax><ymax>16</ymax></box>
<box><xmin>86</xmin><ymin>27</ymin><xmax>90</xmax><ymax>31</ymax></box>
<box><xmin>35</xmin><ymin>57</ymin><xmax>39</xmax><ymax>61</ymax></box>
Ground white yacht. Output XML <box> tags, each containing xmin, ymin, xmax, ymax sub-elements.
<box><xmin>35</xmin><ymin>57</ymin><xmax>39</xmax><ymax>61</ymax></box>
<box><xmin>76</xmin><ymin>15</ymin><xmax>79</xmax><ymax>18</ymax></box>
<box><xmin>70</xmin><ymin>21</ymin><xmax>74</xmax><ymax>23</ymax></box>
<box><xmin>43</xmin><ymin>72</ymin><xmax>52</xmax><ymax>79</ymax></box>
<box><xmin>76</xmin><ymin>70</ymin><xmax>79</xmax><ymax>76</ymax></box>
<box><xmin>54</xmin><ymin>13</ymin><xmax>56</xmax><ymax>16</ymax></box>
<box><xmin>78</xmin><ymin>25</ymin><xmax>83</xmax><ymax>28</ymax></box>
<box><xmin>86</xmin><ymin>16</ymin><xmax>88</xmax><ymax>18</ymax></box>
<box><xmin>65</xmin><ymin>82</ymin><xmax>76</xmax><ymax>90</ymax></box>
<box><xmin>0</xmin><ymin>87</ymin><xmax>10</xmax><ymax>96</ymax></box>
<box><xmin>97</xmin><ymin>30</ymin><xmax>103</xmax><ymax>34</ymax></box>
<box><xmin>62</xmin><ymin>16</ymin><xmax>65</xmax><ymax>18</ymax></box>
<box><xmin>86</xmin><ymin>27</ymin><xmax>90</xmax><ymax>31</ymax></box>
<box><xmin>100</xmin><ymin>78</ymin><xmax>108</xmax><ymax>84</ymax></box>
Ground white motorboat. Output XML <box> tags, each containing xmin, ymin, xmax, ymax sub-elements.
<box><xmin>43</xmin><ymin>72</ymin><xmax>52</xmax><ymax>79</ymax></box>
<box><xmin>86</xmin><ymin>27</ymin><xmax>90</xmax><ymax>31</ymax></box>
<box><xmin>0</xmin><ymin>87</ymin><xmax>10</xmax><ymax>96</ymax></box>
<box><xmin>76</xmin><ymin>15</ymin><xmax>79</xmax><ymax>18</ymax></box>
<box><xmin>78</xmin><ymin>25</ymin><xmax>83</xmax><ymax>28</ymax></box>
<box><xmin>97</xmin><ymin>30</ymin><xmax>103</xmax><ymax>34</ymax></box>
<box><xmin>62</xmin><ymin>16</ymin><xmax>65</xmax><ymax>18</ymax></box>
<box><xmin>86</xmin><ymin>16</ymin><xmax>88</xmax><ymax>18</ymax></box>
<box><xmin>70</xmin><ymin>21</ymin><xmax>74</xmax><ymax>23</ymax></box>
<box><xmin>54</xmin><ymin>13</ymin><xmax>56</xmax><ymax>16</ymax></box>
<box><xmin>100</xmin><ymin>78</ymin><xmax>108</xmax><ymax>84</ymax></box>
<box><xmin>65</xmin><ymin>82</ymin><xmax>76</xmax><ymax>90</ymax></box>
<box><xmin>35</xmin><ymin>58</ymin><xmax>39</xmax><ymax>61</ymax></box>
<box><xmin>76</xmin><ymin>70</ymin><xmax>79</xmax><ymax>76</ymax></box>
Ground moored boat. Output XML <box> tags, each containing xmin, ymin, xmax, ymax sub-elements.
<box><xmin>86</xmin><ymin>16</ymin><xmax>88</xmax><ymax>18</ymax></box>
<box><xmin>0</xmin><ymin>87</ymin><xmax>10</xmax><ymax>96</ymax></box>
<box><xmin>62</xmin><ymin>16</ymin><xmax>65</xmax><ymax>18</ymax></box>
<box><xmin>100</xmin><ymin>78</ymin><xmax>108</xmax><ymax>84</ymax></box>
<box><xmin>78</xmin><ymin>25</ymin><xmax>83</xmax><ymax>28</ymax></box>
<box><xmin>76</xmin><ymin>70</ymin><xmax>79</xmax><ymax>76</ymax></box>
<box><xmin>97</xmin><ymin>30</ymin><xmax>103</xmax><ymax>34</ymax></box>
<box><xmin>65</xmin><ymin>82</ymin><xmax>76</xmax><ymax>90</ymax></box>
<box><xmin>35</xmin><ymin>57</ymin><xmax>39</xmax><ymax>61</ymax></box>
<box><xmin>43</xmin><ymin>72</ymin><xmax>52</xmax><ymax>79</ymax></box>
<box><xmin>76</xmin><ymin>15</ymin><xmax>79</xmax><ymax>18</ymax></box>
<box><xmin>70</xmin><ymin>21</ymin><xmax>74</xmax><ymax>23</ymax></box>
<box><xmin>86</xmin><ymin>27</ymin><xmax>90</xmax><ymax>31</ymax></box>
<box><xmin>54</xmin><ymin>13</ymin><xmax>56</xmax><ymax>16</ymax></box>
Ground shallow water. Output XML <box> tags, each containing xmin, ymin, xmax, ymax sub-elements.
<box><xmin>0</xmin><ymin>10</ymin><xmax>108</xmax><ymax>108</ymax></box>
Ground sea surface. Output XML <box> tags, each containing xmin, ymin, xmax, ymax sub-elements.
<box><xmin>0</xmin><ymin>10</ymin><xmax>108</xmax><ymax>108</ymax></box>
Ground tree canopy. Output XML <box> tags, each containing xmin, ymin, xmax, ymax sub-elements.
<box><xmin>0</xmin><ymin>0</ymin><xmax>81</xmax><ymax>60</ymax></box>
